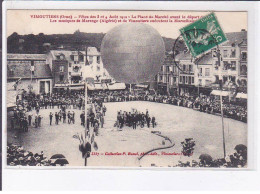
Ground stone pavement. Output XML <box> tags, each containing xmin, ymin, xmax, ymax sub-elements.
<box><xmin>7</xmin><ymin>101</ymin><xmax>247</xmax><ymax>167</ymax></box>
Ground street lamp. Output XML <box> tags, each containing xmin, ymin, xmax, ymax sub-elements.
<box><xmin>216</xmin><ymin>48</ymin><xmax>226</xmax><ymax>158</ymax></box>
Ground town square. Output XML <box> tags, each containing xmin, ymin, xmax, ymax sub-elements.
<box><xmin>6</xmin><ymin>10</ymin><xmax>248</xmax><ymax>168</ymax></box>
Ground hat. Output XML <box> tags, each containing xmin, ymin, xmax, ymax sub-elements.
<box><xmin>9</xmin><ymin>162</ymin><xmax>15</xmax><ymax>166</ymax></box>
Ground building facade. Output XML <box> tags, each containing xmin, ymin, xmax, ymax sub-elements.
<box><xmin>212</xmin><ymin>30</ymin><xmax>247</xmax><ymax>94</ymax></box>
<box><xmin>7</xmin><ymin>54</ymin><xmax>53</xmax><ymax>94</ymax></box>
<box><xmin>157</xmin><ymin>54</ymin><xmax>179</xmax><ymax>95</ymax></box>
<box><xmin>46</xmin><ymin>47</ymin><xmax>112</xmax><ymax>90</ymax></box>
<box><xmin>157</xmin><ymin>30</ymin><xmax>247</xmax><ymax>97</ymax></box>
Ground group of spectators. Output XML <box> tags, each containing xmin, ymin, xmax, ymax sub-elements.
<box><xmin>7</xmin><ymin>144</ymin><xmax>51</xmax><ymax>166</ymax></box>
<box><xmin>10</xmin><ymin>108</ymin><xmax>43</xmax><ymax>132</ymax></box>
<box><xmin>16</xmin><ymin>90</ymin><xmax>85</xmax><ymax>112</ymax></box>
<box><xmin>10</xmin><ymin>88</ymin><xmax>246</xmax><ymax>134</ymax></box>
<box><xmin>87</xmin><ymin>90</ymin><xmax>247</xmax><ymax>123</ymax></box>
<box><xmin>7</xmin><ymin>144</ymin><xmax>70</xmax><ymax>166</ymax></box>
<box><xmin>174</xmin><ymin>144</ymin><xmax>247</xmax><ymax>168</ymax></box>
<box><xmin>116</xmin><ymin>109</ymin><xmax>156</xmax><ymax>129</ymax></box>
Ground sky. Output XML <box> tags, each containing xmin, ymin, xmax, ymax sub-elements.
<box><xmin>7</xmin><ymin>10</ymin><xmax>247</xmax><ymax>39</ymax></box>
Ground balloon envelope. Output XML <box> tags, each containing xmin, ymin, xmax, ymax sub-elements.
<box><xmin>101</xmin><ymin>23</ymin><xmax>165</xmax><ymax>84</ymax></box>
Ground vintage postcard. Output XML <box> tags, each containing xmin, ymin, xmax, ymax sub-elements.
<box><xmin>5</xmin><ymin>9</ymin><xmax>248</xmax><ymax>168</ymax></box>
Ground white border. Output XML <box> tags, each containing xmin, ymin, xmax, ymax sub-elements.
<box><xmin>2</xmin><ymin>1</ymin><xmax>260</xmax><ymax>190</ymax></box>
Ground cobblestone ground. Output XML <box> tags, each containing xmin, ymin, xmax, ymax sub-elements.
<box><xmin>7</xmin><ymin>101</ymin><xmax>247</xmax><ymax>167</ymax></box>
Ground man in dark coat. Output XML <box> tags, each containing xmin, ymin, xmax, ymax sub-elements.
<box><xmin>23</xmin><ymin>118</ymin><xmax>28</xmax><ymax>132</ymax></box>
<box><xmin>152</xmin><ymin>116</ymin><xmax>156</xmax><ymax>128</ymax></box>
<box><xmin>63</xmin><ymin>112</ymin><xmax>66</xmax><ymax>123</ymax></box>
<box><xmin>147</xmin><ymin>116</ymin><xmax>151</xmax><ymax>128</ymax></box>
<box><xmin>132</xmin><ymin>114</ymin><xmax>137</xmax><ymax>130</ymax></box>
<box><xmin>38</xmin><ymin>115</ymin><xmax>42</xmax><ymax>127</ymax></box>
<box><xmin>28</xmin><ymin>114</ymin><xmax>32</xmax><ymax>126</ymax></box>
<box><xmin>67</xmin><ymin>111</ymin><xmax>71</xmax><ymax>124</ymax></box>
<box><xmin>72</xmin><ymin>111</ymin><xmax>75</xmax><ymax>124</ymax></box>
<box><xmin>55</xmin><ymin>112</ymin><xmax>59</xmax><ymax>125</ymax></box>
<box><xmin>80</xmin><ymin>112</ymin><xmax>84</xmax><ymax>126</ymax></box>
<box><xmin>49</xmin><ymin>112</ymin><xmax>53</xmax><ymax>125</ymax></box>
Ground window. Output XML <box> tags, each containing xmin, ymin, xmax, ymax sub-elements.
<box><xmin>230</xmin><ymin>76</ymin><xmax>236</xmax><ymax>82</ymax></box>
<box><xmin>89</xmin><ymin>56</ymin><xmax>93</xmax><ymax>64</ymax></box>
<box><xmin>214</xmin><ymin>61</ymin><xmax>220</xmax><ymax>68</ymax></box>
<box><xmin>240</xmin><ymin>65</ymin><xmax>247</xmax><ymax>75</ymax></box>
<box><xmin>160</xmin><ymin>76</ymin><xmax>163</xmax><ymax>81</ymax></box>
<box><xmin>97</xmin><ymin>56</ymin><xmax>101</xmax><ymax>64</ymax></box>
<box><xmin>180</xmin><ymin>76</ymin><xmax>182</xmax><ymax>83</ymax></box>
<box><xmin>183</xmin><ymin>65</ymin><xmax>186</xmax><ymax>71</ymax></box>
<box><xmin>10</xmin><ymin>69</ymin><xmax>14</xmax><ymax>76</ymax></box>
<box><xmin>97</xmin><ymin>65</ymin><xmax>100</xmax><ymax>72</ymax></box>
<box><xmin>167</xmin><ymin>76</ymin><xmax>170</xmax><ymax>83</ymax></box>
<box><xmin>242</xmin><ymin>52</ymin><xmax>247</xmax><ymax>60</ymax></box>
<box><xmin>185</xmin><ymin>76</ymin><xmax>188</xmax><ymax>84</ymax></box>
<box><xmin>189</xmin><ymin>65</ymin><xmax>193</xmax><ymax>72</ymax></box>
<box><xmin>59</xmin><ymin>66</ymin><xmax>64</xmax><ymax>72</ymax></box>
<box><xmin>231</xmin><ymin>61</ymin><xmax>236</xmax><ymax>70</ymax></box>
<box><xmin>69</xmin><ymin>63</ymin><xmax>72</xmax><ymax>68</ymax></box>
<box><xmin>60</xmin><ymin>74</ymin><xmax>64</xmax><ymax>82</ymax></box>
<box><xmin>205</xmin><ymin>68</ymin><xmax>210</xmax><ymax>76</ymax></box>
<box><xmin>69</xmin><ymin>72</ymin><xmax>71</xmax><ymax>75</ymax></box>
<box><xmin>223</xmin><ymin>76</ymin><xmax>228</xmax><ymax>83</ymax></box>
<box><xmin>231</xmin><ymin>49</ymin><xmax>236</xmax><ymax>57</ymax></box>
<box><xmin>199</xmin><ymin>68</ymin><xmax>203</xmax><ymax>76</ymax></box>
<box><xmin>192</xmin><ymin>77</ymin><xmax>194</xmax><ymax>84</ymax></box>
<box><xmin>188</xmin><ymin>76</ymin><xmax>191</xmax><ymax>84</ymax></box>
<box><xmin>161</xmin><ymin>66</ymin><xmax>163</xmax><ymax>71</ymax></box>
<box><xmin>223</xmin><ymin>50</ymin><xmax>228</xmax><ymax>58</ymax></box>
<box><xmin>74</xmin><ymin>55</ymin><xmax>79</xmax><ymax>62</ymax></box>
<box><xmin>79</xmin><ymin>55</ymin><xmax>84</xmax><ymax>62</ymax></box>
<box><xmin>223</xmin><ymin>61</ymin><xmax>229</xmax><ymax>70</ymax></box>
<box><xmin>172</xmin><ymin>66</ymin><xmax>175</xmax><ymax>73</ymax></box>
<box><xmin>166</xmin><ymin>66</ymin><xmax>170</xmax><ymax>72</ymax></box>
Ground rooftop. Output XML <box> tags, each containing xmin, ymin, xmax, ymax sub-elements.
<box><xmin>223</xmin><ymin>31</ymin><xmax>247</xmax><ymax>46</ymax></box>
<box><xmin>7</xmin><ymin>53</ymin><xmax>47</xmax><ymax>60</ymax></box>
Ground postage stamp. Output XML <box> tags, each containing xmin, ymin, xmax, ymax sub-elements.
<box><xmin>180</xmin><ymin>12</ymin><xmax>227</xmax><ymax>58</ymax></box>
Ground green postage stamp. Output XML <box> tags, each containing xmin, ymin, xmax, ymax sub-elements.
<box><xmin>180</xmin><ymin>12</ymin><xmax>227</xmax><ymax>57</ymax></box>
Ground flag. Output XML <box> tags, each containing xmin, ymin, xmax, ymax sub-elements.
<box><xmin>85</xmin><ymin>47</ymin><xmax>90</xmax><ymax>66</ymax></box>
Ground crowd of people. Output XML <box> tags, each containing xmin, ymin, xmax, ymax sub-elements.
<box><xmin>174</xmin><ymin>144</ymin><xmax>247</xmax><ymax>168</ymax></box>
<box><xmin>10</xmin><ymin>90</ymin><xmax>104</xmax><ymax>132</ymax></box>
<box><xmin>17</xmin><ymin>90</ymin><xmax>85</xmax><ymax>111</ymax></box>
<box><xmin>9</xmin><ymin>89</ymin><xmax>246</xmax><ymax>135</ymax></box>
<box><xmin>87</xmin><ymin>90</ymin><xmax>247</xmax><ymax>123</ymax></box>
<box><xmin>8</xmin><ymin>89</ymin><xmax>247</xmax><ymax>168</ymax></box>
<box><xmin>115</xmin><ymin>109</ymin><xmax>156</xmax><ymax>129</ymax></box>
<box><xmin>7</xmin><ymin>144</ymin><xmax>51</xmax><ymax>166</ymax></box>
<box><xmin>7</xmin><ymin>144</ymin><xmax>70</xmax><ymax>166</ymax></box>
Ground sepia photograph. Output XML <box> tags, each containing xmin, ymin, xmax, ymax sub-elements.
<box><xmin>5</xmin><ymin>10</ymin><xmax>248</xmax><ymax>168</ymax></box>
